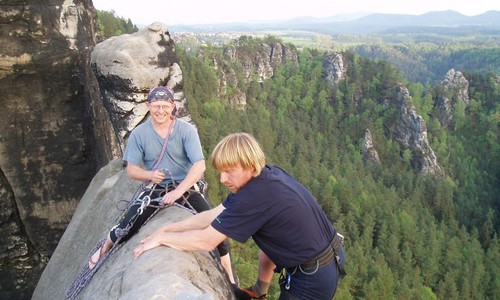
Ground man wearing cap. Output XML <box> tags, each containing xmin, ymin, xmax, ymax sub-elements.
<box><xmin>89</xmin><ymin>86</ymin><xmax>235</xmax><ymax>284</ymax></box>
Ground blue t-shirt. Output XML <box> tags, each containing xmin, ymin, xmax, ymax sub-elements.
<box><xmin>123</xmin><ymin>119</ymin><xmax>204</xmax><ymax>184</ymax></box>
<box><xmin>211</xmin><ymin>165</ymin><xmax>336</xmax><ymax>269</ymax></box>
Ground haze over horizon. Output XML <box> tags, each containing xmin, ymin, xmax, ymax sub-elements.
<box><xmin>92</xmin><ymin>0</ymin><xmax>499</xmax><ymax>26</ymax></box>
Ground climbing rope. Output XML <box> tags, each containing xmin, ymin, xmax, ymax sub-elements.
<box><xmin>66</xmin><ymin>171</ymin><xmax>201</xmax><ymax>299</ymax></box>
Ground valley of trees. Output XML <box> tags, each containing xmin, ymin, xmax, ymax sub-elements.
<box><xmin>172</xmin><ymin>27</ymin><xmax>500</xmax><ymax>86</ymax></box>
<box><xmin>349</xmin><ymin>42</ymin><xmax>500</xmax><ymax>83</ymax></box>
<box><xmin>177</xmin><ymin>39</ymin><xmax>499</xmax><ymax>299</ymax></box>
<box><xmin>98</xmin><ymin>11</ymin><xmax>499</xmax><ymax>299</ymax></box>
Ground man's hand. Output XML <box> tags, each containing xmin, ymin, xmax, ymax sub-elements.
<box><xmin>232</xmin><ymin>285</ymin><xmax>267</xmax><ymax>299</ymax></box>
<box><xmin>162</xmin><ymin>189</ymin><xmax>185</xmax><ymax>206</ymax></box>
<box><xmin>134</xmin><ymin>234</ymin><xmax>162</xmax><ymax>258</ymax></box>
<box><xmin>150</xmin><ymin>170</ymin><xmax>166</xmax><ymax>184</ymax></box>
<box><xmin>161</xmin><ymin>189</ymin><xmax>184</xmax><ymax>206</ymax></box>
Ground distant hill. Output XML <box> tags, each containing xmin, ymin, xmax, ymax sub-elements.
<box><xmin>169</xmin><ymin>10</ymin><xmax>500</xmax><ymax>35</ymax></box>
<box><xmin>168</xmin><ymin>10</ymin><xmax>499</xmax><ymax>84</ymax></box>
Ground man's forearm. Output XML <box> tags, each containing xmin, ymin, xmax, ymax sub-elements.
<box><xmin>160</xmin><ymin>204</ymin><xmax>224</xmax><ymax>232</ymax></box>
<box><xmin>258</xmin><ymin>250</ymin><xmax>276</xmax><ymax>282</ymax></box>
<box><xmin>175</xmin><ymin>160</ymin><xmax>205</xmax><ymax>193</ymax></box>
<box><xmin>157</xmin><ymin>229</ymin><xmax>218</xmax><ymax>252</ymax></box>
<box><xmin>127</xmin><ymin>163</ymin><xmax>164</xmax><ymax>183</ymax></box>
<box><xmin>134</xmin><ymin>224</ymin><xmax>226</xmax><ymax>258</ymax></box>
<box><xmin>160</xmin><ymin>210</ymin><xmax>212</xmax><ymax>232</ymax></box>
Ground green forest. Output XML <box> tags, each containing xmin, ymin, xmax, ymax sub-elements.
<box><xmin>96</xmin><ymin>10</ymin><xmax>138</xmax><ymax>39</ymax></box>
<box><xmin>97</xmin><ymin>12</ymin><xmax>499</xmax><ymax>299</ymax></box>
<box><xmin>349</xmin><ymin>42</ymin><xmax>500</xmax><ymax>84</ymax></box>
<box><xmin>177</xmin><ymin>41</ymin><xmax>499</xmax><ymax>299</ymax></box>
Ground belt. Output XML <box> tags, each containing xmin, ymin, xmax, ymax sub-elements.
<box><xmin>300</xmin><ymin>239</ymin><xmax>336</xmax><ymax>272</ymax></box>
<box><xmin>299</xmin><ymin>232</ymin><xmax>346</xmax><ymax>276</ymax></box>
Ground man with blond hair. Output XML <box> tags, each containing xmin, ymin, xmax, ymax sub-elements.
<box><xmin>134</xmin><ymin>132</ymin><xmax>345</xmax><ymax>300</ymax></box>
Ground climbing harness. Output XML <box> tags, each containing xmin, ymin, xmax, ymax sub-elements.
<box><xmin>277</xmin><ymin>232</ymin><xmax>346</xmax><ymax>292</ymax></box>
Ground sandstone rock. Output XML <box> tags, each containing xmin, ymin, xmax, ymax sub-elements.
<box><xmin>395</xmin><ymin>86</ymin><xmax>444</xmax><ymax>176</ymax></box>
<box><xmin>32</xmin><ymin>159</ymin><xmax>235</xmax><ymax>300</ymax></box>
<box><xmin>0</xmin><ymin>1</ymin><xmax>108</xmax><ymax>298</ymax></box>
<box><xmin>91</xmin><ymin>22</ymin><xmax>191</xmax><ymax>150</ymax></box>
<box><xmin>361</xmin><ymin>129</ymin><xmax>380</xmax><ymax>165</ymax></box>
<box><xmin>323</xmin><ymin>52</ymin><xmax>347</xmax><ymax>84</ymax></box>
<box><xmin>436</xmin><ymin>69</ymin><xmax>470</xmax><ymax>128</ymax></box>
<box><xmin>208</xmin><ymin>40</ymin><xmax>299</xmax><ymax>107</ymax></box>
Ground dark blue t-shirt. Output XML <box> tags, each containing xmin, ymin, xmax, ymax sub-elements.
<box><xmin>211</xmin><ymin>165</ymin><xmax>336</xmax><ymax>269</ymax></box>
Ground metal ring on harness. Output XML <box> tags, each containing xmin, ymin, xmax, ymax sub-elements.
<box><xmin>299</xmin><ymin>259</ymin><xmax>319</xmax><ymax>275</ymax></box>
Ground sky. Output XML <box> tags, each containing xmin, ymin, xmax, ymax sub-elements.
<box><xmin>92</xmin><ymin>0</ymin><xmax>500</xmax><ymax>26</ymax></box>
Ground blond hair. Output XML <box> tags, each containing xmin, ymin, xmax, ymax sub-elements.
<box><xmin>210</xmin><ymin>133</ymin><xmax>265</xmax><ymax>177</ymax></box>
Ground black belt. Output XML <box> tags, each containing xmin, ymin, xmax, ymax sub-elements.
<box><xmin>300</xmin><ymin>239</ymin><xmax>336</xmax><ymax>272</ymax></box>
<box><xmin>299</xmin><ymin>232</ymin><xmax>346</xmax><ymax>276</ymax></box>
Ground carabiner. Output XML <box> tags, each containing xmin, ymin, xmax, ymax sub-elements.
<box><xmin>285</xmin><ymin>272</ymin><xmax>291</xmax><ymax>290</ymax></box>
<box><xmin>138</xmin><ymin>195</ymin><xmax>151</xmax><ymax>215</ymax></box>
